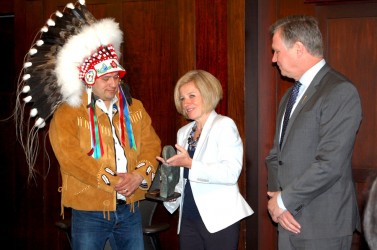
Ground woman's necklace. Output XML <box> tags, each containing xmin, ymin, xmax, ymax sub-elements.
<box><xmin>188</xmin><ymin>123</ymin><xmax>201</xmax><ymax>151</ymax></box>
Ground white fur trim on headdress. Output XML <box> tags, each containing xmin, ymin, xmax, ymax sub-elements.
<box><xmin>56</xmin><ymin>18</ymin><xmax>123</xmax><ymax>107</ymax></box>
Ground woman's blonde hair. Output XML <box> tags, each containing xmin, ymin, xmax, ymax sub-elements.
<box><xmin>174</xmin><ymin>70</ymin><xmax>223</xmax><ymax>119</ymax></box>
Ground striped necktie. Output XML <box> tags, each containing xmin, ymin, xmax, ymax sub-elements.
<box><xmin>280</xmin><ymin>81</ymin><xmax>302</xmax><ymax>148</ymax></box>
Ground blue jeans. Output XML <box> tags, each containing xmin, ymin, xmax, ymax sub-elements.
<box><xmin>71</xmin><ymin>204</ymin><xmax>144</xmax><ymax>250</ymax></box>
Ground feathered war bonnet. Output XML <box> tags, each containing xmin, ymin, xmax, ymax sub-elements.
<box><xmin>15</xmin><ymin>0</ymin><xmax>135</xmax><ymax>179</ymax></box>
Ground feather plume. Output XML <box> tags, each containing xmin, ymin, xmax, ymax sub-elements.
<box><xmin>14</xmin><ymin>0</ymin><xmax>123</xmax><ymax>180</ymax></box>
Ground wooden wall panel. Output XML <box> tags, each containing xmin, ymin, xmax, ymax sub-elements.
<box><xmin>316</xmin><ymin>3</ymin><xmax>377</xmax><ymax>248</ymax></box>
<box><xmin>228</xmin><ymin>0</ymin><xmax>248</xmax><ymax>249</ymax></box>
<box><xmin>122</xmin><ymin>0</ymin><xmax>179</xmax><ymax>148</ymax></box>
<box><xmin>196</xmin><ymin>0</ymin><xmax>228</xmax><ymax>115</ymax></box>
<box><xmin>176</xmin><ymin>0</ymin><xmax>195</xmax><ymax>132</ymax></box>
<box><xmin>326</xmin><ymin>17</ymin><xmax>377</xmax><ymax>169</ymax></box>
<box><xmin>0</xmin><ymin>1</ymin><xmax>13</xmax><ymax>13</ymax></box>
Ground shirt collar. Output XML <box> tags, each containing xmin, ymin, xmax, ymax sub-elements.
<box><xmin>95</xmin><ymin>96</ymin><xmax>119</xmax><ymax>114</ymax></box>
<box><xmin>299</xmin><ymin>59</ymin><xmax>326</xmax><ymax>89</ymax></box>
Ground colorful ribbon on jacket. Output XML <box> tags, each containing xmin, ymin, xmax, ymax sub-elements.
<box><xmin>87</xmin><ymin>89</ymin><xmax>104</xmax><ymax>158</ymax></box>
<box><xmin>119</xmin><ymin>86</ymin><xmax>137</xmax><ymax>150</ymax></box>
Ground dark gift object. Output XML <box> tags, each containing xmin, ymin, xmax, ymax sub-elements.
<box><xmin>160</xmin><ymin>146</ymin><xmax>180</xmax><ymax>198</ymax></box>
<box><xmin>146</xmin><ymin>145</ymin><xmax>180</xmax><ymax>201</ymax></box>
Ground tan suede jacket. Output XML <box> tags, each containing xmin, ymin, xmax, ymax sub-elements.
<box><xmin>49</xmin><ymin>92</ymin><xmax>161</xmax><ymax>215</ymax></box>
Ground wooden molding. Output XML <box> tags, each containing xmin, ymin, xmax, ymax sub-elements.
<box><xmin>305</xmin><ymin>0</ymin><xmax>377</xmax><ymax>4</ymax></box>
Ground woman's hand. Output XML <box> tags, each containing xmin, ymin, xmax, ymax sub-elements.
<box><xmin>156</xmin><ymin>144</ymin><xmax>192</xmax><ymax>168</ymax></box>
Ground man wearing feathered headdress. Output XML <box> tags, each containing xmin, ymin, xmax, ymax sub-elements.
<box><xmin>15</xmin><ymin>1</ymin><xmax>161</xmax><ymax>249</ymax></box>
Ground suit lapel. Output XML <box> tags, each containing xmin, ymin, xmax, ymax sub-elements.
<box><xmin>277</xmin><ymin>90</ymin><xmax>290</xmax><ymax>137</ymax></box>
<box><xmin>280</xmin><ymin>64</ymin><xmax>331</xmax><ymax>149</ymax></box>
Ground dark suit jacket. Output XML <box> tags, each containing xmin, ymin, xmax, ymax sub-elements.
<box><xmin>266</xmin><ymin>63</ymin><xmax>362</xmax><ymax>239</ymax></box>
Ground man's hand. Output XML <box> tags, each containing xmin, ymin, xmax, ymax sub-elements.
<box><xmin>114</xmin><ymin>172</ymin><xmax>143</xmax><ymax>197</ymax></box>
<box><xmin>267</xmin><ymin>191</ymin><xmax>301</xmax><ymax>234</ymax></box>
<box><xmin>277</xmin><ymin>210</ymin><xmax>301</xmax><ymax>234</ymax></box>
<box><xmin>267</xmin><ymin>191</ymin><xmax>285</xmax><ymax>222</ymax></box>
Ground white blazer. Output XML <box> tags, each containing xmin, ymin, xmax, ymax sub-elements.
<box><xmin>164</xmin><ymin>111</ymin><xmax>253</xmax><ymax>233</ymax></box>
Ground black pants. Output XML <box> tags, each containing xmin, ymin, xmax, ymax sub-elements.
<box><xmin>179</xmin><ymin>217</ymin><xmax>240</xmax><ymax>250</ymax></box>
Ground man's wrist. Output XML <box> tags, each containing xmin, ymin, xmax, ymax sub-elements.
<box><xmin>277</xmin><ymin>192</ymin><xmax>287</xmax><ymax>211</ymax></box>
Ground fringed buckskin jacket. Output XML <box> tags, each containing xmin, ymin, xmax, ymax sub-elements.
<box><xmin>49</xmin><ymin>92</ymin><xmax>161</xmax><ymax>216</ymax></box>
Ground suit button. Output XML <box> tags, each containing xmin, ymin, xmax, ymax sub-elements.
<box><xmin>295</xmin><ymin>205</ymin><xmax>303</xmax><ymax>212</ymax></box>
<box><xmin>279</xmin><ymin>161</ymin><xmax>283</xmax><ymax>165</ymax></box>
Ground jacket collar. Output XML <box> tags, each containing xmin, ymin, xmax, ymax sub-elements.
<box><xmin>190</xmin><ymin>110</ymin><xmax>218</xmax><ymax>158</ymax></box>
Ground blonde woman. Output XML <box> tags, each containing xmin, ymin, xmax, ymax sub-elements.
<box><xmin>157</xmin><ymin>70</ymin><xmax>253</xmax><ymax>250</ymax></box>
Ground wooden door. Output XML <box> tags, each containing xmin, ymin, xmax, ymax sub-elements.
<box><xmin>317</xmin><ymin>3</ymin><xmax>377</xmax><ymax>248</ymax></box>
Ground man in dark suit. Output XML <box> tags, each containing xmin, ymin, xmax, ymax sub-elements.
<box><xmin>266</xmin><ymin>15</ymin><xmax>362</xmax><ymax>250</ymax></box>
